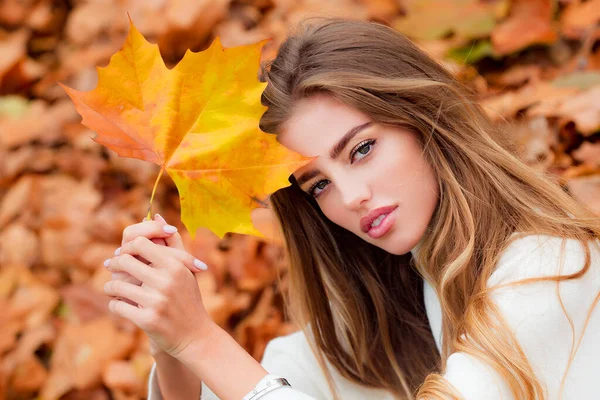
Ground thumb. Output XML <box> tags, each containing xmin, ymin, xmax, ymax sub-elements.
<box><xmin>154</xmin><ymin>213</ymin><xmax>186</xmax><ymax>251</ymax></box>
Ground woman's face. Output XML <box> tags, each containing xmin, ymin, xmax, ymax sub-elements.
<box><xmin>279</xmin><ymin>94</ymin><xmax>439</xmax><ymax>255</ymax></box>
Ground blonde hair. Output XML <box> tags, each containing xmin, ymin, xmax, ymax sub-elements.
<box><xmin>260</xmin><ymin>18</ymin><xmax>600</xmax><ymax>399</ymax></box>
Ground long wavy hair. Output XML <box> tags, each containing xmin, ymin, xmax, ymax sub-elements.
<box><xmin>259</xmin><ymin>18</ymin><xmax>600</xmax><ymax>399</ymax></box>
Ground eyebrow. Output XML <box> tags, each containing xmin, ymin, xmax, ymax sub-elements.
<box><xmin>295</xmin><ymin>121</ymin><xmax>374</xmax><ymax>188</ymax></box>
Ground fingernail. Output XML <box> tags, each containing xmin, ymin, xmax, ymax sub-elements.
<box><xmin>193</xmin><ymin>259</ymin><xmax>208</xmax><ymax>271</ymax></box>
<box><xmin>114</xmin><ymin>247</ymin><xmax>121</xmax><ymax>256</ymax></box>
<box><xmin>163</xmin><ymin>225</ymin><xmax>178</xmax><ymax>234</ymax></box>
<box><xmin>104</xmin><ymin>258</ymin><xmax>111</xmax><ymax>267</ymax></box>
<box><xmin>155</xmin><ymin>213</ymin><xmax>167</xmax><ymax>223</ymax></box>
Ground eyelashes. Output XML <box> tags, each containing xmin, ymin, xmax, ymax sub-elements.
<box><xmin>307</xmin><ymin>139</ymin><xmax>377</xmax><ymax>198</ymax></box>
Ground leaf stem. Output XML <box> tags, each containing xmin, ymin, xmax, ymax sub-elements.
<box><xmin>146</xmin><ymin>165</ymin><xmax>166</xmax><ymax>220</ymax></box>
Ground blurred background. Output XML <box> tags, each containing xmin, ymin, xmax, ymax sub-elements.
<box><xmin>0</xmin><ymin>0</ymin><xmax>598</xmax><ymax>399</ymax></box>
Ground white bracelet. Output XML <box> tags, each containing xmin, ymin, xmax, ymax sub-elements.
<box><xmin>242</xmin><ymin>374</ymin><xmax>292</xmax><ymax>400</ymax></box>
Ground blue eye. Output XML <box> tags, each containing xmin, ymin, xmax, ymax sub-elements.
<box><xmin>308</xmin><ymin>179</ymin><xmax>330</xmax><ymax>198</ymax></box>
<box><xmin>306</xmin><ymin>139</ymin><xmax>376</xmax><ymax>199</ymax></box>
<box><xmin>351</xmin><ymin>139</ymin><xmax>376</xmax><ymax>163</ymax></box>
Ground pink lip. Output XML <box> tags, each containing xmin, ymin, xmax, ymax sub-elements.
<box><xmin>360</xmin><ymin>205</ymin><xmax>398</xmax><ymax>233</ymax></box>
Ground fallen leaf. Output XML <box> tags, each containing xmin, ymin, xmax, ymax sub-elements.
<box><xmin>10</xmin><ymin>355</ymin><xmax>47</xmax><ymax>393</ymax></box>
<box><xmin>560</xmin><ymin>0</ymin><xmax>600</xmax><ymax>38</ymax></box>
<box><xmin>481</xmin><ymin>81</ymin><xmax>578</xmax><ymax>119</ymax></box>
<box><xmin>0</xmin><ymin>99</ymin><xmax>78</xmax><ymax>149</ymax></box>
<box><xmin>551</xmin><ymin>71</ymin><xmax>600</xmax><ymax>90</ymax></box>
<box><xmin>0</xmin><ymin>175</ymin><xmax>36</xmax><ymax>228</ymax></box>
<box><xmin>572</xmin><ymin>142</ymin><xmax>600</xmax><ymax>168</ymax></box>
<box><xmin>358</xmin><ymin>0</ymin><xmax>400</xmax><ymax>20</ymax></box>
<box><xmin>40</xmin><ymin>317</ymin><xmax>135</xmax><ymax>400</ymax></box>
<box><xmin>101</xmin><ymin>360</ymin><xmax>143</xmax><ymax>394</ymax></box>
<box><xmin>0</xmin><ymin>320</ymin><xmax>22</xmax><ymax>354</ymax></box>
<box><xmin>509</xmin><ymin>116</ymin><xmax>556</xmax><ymax>169</ymax></box>
<box><xmin>0</xmin><ymin>223</ymin><xmax>39</xmax><ymax>267</ymax></box>
<box><xmin>9</xmin><ymin>282</ymin><xmax>60</xmax><ymax>329</ymax></box>
<box><xmin>567</xmin><ymin>175</ymin><xmax>600</xmax><ymax>215</ymax></box>
<box><xmin>394</xmin><ymin>0</ymin><xmax>509</xmax><ymax>41</ymax></box>
<box><xmin>59</xmin><ymin>284</ymin><xmax>110</xmax><ymax>323</ymax></box>
<box><xmin>0</xmin><ymin>30</ymin><xmax>28</xmax><ymax>81</ymax></box>
<box><xmin>529</xmin><ymin>85</ymin><xmax>600</xmax><ymax>135</ymax></box>
<box><xmin>65</xmin><ymin>2</ymin><xmax>124</xmax><ymax>46</ymax></box>
<box><xmin>491</xmin><ymin>0</ymin><xmax>557</xmax><ymax>55</ymax></box>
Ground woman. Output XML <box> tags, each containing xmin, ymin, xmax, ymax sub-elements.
<box><xmin>102</xmin><ymin>18</ymin><xmax>600</xmax><ymax>399</ymax></box>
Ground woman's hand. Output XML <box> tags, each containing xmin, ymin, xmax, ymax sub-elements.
<box><xmin>111</xmin><ymin>214</ymin><xmax>185</xmax><ymax>289</ymax></box>
<box><xmin>110</xmin><ymin>214</ymin><xmax>187</xmax><ymax>356</ymax></box>
<box><xmin>103</xmin><ymin>223</ymin><xmax>211</xmax><ymax>358</ymax></box>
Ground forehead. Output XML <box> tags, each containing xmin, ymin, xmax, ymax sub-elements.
<box><xmin>278</xmin><ymin>94</ymin><xmax>370</xmax><ymax>157</ymax></box>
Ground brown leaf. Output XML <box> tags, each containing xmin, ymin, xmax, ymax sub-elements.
<box><xmin>572</xmin><ymin>142</ymin><xmax>600</xmax><ymax>168</ymax></box>
<box><xmin>0</xmin><ymin>266</ymin><xmax>21</xmax><ymax>300</ymax></box>
<box><xmin>0</xmin><ymin>175</ymin><xmax>36</xmax><ymax>228</ymax></box>
<box><xmin>560</xmin><ymin>0</ymin><xmax>600</xmax><ymax>38</ymax></box>
<box><xmin>0</xmin><ymin>30</ymin><xmax>28</xmax><ymax>80</ymax></box>
<box><xmin>0</xmin><ymin>0</ymin><xmax>36</xmax><ymax>27</ymax></box>
<box><xmin>0</xmin><ymin>99</ymin><xmax>78</xmax><ymax>149</ymax></box>
<box><xmin>544</xmin><ymin>86</ymin><xmax>600</xmax><ymax>135</ymax></box>
<box><xmin>10</xmin><ymin>355</ymin><xmax>48</xmax><ymax>393</ymax></box>
<box><xmin>567</xmin><ymin>175</ymin><xmax>600</xmax><ymax>215</ymax></box>
<box><xmin>485</xmin><ymin>64</ymin><xmax>542</xmax><ymax>88</ymax></box>
<box><xmin>508</xmin><ymin>116</ymin><xmax>556</xmax><ymax>169</ymax></box>
<box><xmin>492</xmin><ymin>0</ymin><xmax>557</xmax><ymax>55</ymax></box>
<box><xmin>59</xmin><ymin>283</ymin><xmax>110</xmax><ymax>324</ymax></box>
<box><xmin>358</xmin><ymin>0</ymin><xmax>400</xmax><ymax>20</ymax></box>
<box><xmin>0</xmin><ymin>223</ymin><xmax>39</xmax><ymax>267</ymax></box>
<box><xmin>41</xmin><ymin>317</ymin><xmax>135</xmax><ymax>400</ymax></box>
<box><xmin>11</xmin><ymin>322</ymin><xmax>56</xmax><ymax>362</ymax></box>
<box><xmin>9</xmin><ymin>281</ymin><xmax>60</xmax><ymax>329</ymax></box>
<box><xmin>394</xmin><ymin>0</ymin><xmax>508</xmax><ymax>41</ymax></box>
<box><xmin>40</xmin><ymin>174</ymin><xmax>102</xmax><ymax>228</ymax></box>
<box><xmin>481</xmin><ymin>82</ymin><xmax>578</xmax><ymax>120</ymax></box>
<box><xmin>0</xmin><ymin>320</ymin><xmax>22</xmax><ymax>355</ymax></box>
<box><xmin>26</xmin><ymin>0</ymin><xmax>68</xmax><ymax>34</ymax></box>
<box><xmin>227</xmin><ymin>235</ymin><xmax>275</xmax><ymax>288</ymax></box>
<box><xmin>65</xmin><ymin>2</ymin><xmax>125</xmax><ymax>46</ymax></box>
<box><xmin>102</xmin><ymin>360</ymin><xmax>144</xmax><ymax>394</ymax></box>
<box><xmin>157</xmin><ymin>0</ymin><xmax>231</xmax><ymax>61</ymax></box>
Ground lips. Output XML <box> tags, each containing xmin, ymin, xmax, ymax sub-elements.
<box><xmin>360</xmin><ymin>205</ymin><xmax>398</xmax><ymax>233</ymax></box>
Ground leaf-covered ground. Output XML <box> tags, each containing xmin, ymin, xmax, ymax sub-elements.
<box><xmin>0</xmin><ymin>0</ymin><xmax>598</xmax><ymax>399</ymax></box>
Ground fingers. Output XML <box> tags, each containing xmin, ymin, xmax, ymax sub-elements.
<box><xmin>153</xmin><ymin>214</ymin><xmax>186</xmax><ymax>250</ymax></box>
<box><xmin>121</xmin><ymin>217</ymin><xmax>180</xmax><ymax>248</ymax></box>
<box><xmin>111</xmin><ymin>271</ymin><xmax>142</xmax><ymax>286</ymax></box>
<box><xmin>104</xmin><ymin>279</ymin><xmax>154</xmax><ymax>308</ymax></box>
<box><xmin>104</xmin><ymin>253</ymin><xmax>163</xmax><ymax>287</ymax></box>
<box><xmin>119</xmin><ymin>237</ymin><xmax>207</xmax><ymax>273</ymax></box>
<box><xmin>108</xmin><ymin>298</ymin><xmax>151</xmax><ymax>327</ymax></box>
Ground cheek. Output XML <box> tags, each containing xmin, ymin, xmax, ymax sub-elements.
<box><xmin>318</xmin><ymin>196</ymin><xmax>352</xmax><ymax>229</ymax></box>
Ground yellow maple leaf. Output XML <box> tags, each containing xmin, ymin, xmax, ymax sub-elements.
<box><xmin>60</xmin><ymin>20</ymin><xmax>311</xmax><ymax>239</ymax></box>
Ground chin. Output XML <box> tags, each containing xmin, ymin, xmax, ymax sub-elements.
<box><xmin>368</xmin><ymin>231</ymin><xmax>417</xmax><ymax>256</ymax></box>
<box><xmin>369</xmin><ymin>232</ymin><xmax>412</xmax><ymax>256</ymax></box>
<box><xmin>383</xmin><ymin>243</ymin><xmax>412</xmax><ymax>256</ymax></box>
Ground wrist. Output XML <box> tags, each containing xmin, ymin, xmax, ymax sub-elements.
<box><xmin>175</xmin><ymin>321</ymin><xmax>221</xmax><ymax>365</ymax></box>
<box><xmin>152</xmin><ymin>348</ymin><xmax>175</xmax><ymax>362</ymax></box>
<box><xmin>173</xmin><ymin>322</ymin><xmax>268</xmax><ymax>399</ymax></box>
<box><xmin>149</xmin><ymin>341</ymin><xmax>166</xmax><ymax>359</ymax></box>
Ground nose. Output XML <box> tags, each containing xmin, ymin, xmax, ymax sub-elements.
<box><xmin>338</xmin><ymin>176</ymin><xmax>371</xmax><ymax>211</ymax></box>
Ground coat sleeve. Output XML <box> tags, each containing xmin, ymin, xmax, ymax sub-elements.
<box><xmin>440</xmin><ymin>235</ymin><xmax>600</xmax><ymax>399</ymax></box>
<box><xmin>146</xmin><ymin>331</ymin><xmax>326</xmax><ymax>399</ymax></box>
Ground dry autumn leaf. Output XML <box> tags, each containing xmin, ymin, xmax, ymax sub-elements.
<box><xmin>491</xmin><ymin>0</ymin><xmax>557</xmax><ymax>55</ymax></box>
<box><xmin>394</xmin><ymin>0</ymin><xmax>509</xmax><ymax>41</ymax></box>
<box><xmin>61</xmin><ymin>20</ymin><xmax>311</xmax><ymax>239</ymax></box>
